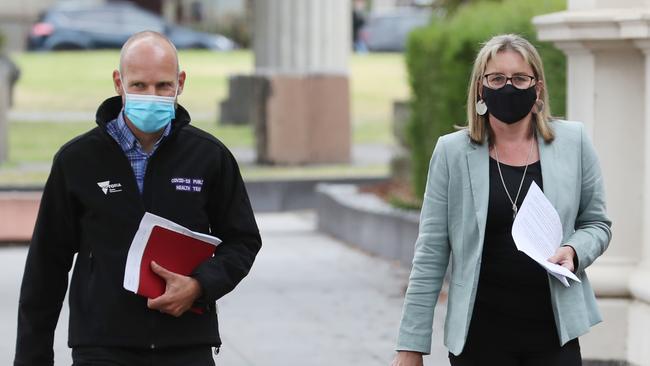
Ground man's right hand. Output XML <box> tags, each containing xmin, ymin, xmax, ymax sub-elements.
<box><xmin>391</xmin><ymin>351</ymin><xmax>424</xmax><ymax>366</ymax></box>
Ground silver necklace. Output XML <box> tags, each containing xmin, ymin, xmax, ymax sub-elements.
<box><xmin>493</xmin><ymin>137</ymin><xmax>535</xmax><ymax>219</ymax></box>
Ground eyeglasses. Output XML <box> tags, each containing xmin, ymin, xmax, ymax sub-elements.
<box><xmin>483</xmin><ymin>73</ymin><xmax>536</xmax><ymax>90</ymax></box>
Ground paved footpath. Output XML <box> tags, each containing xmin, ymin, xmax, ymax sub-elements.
<box><xmin>0</xmin><ymin>211</ymin><xmax>448</xmax><ymax>365</ymax></box>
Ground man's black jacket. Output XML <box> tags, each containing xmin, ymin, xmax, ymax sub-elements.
<box><xmin>14</xmin><ymin>96</ymin><xmax>262</xmax><ymax>365</ymax></box>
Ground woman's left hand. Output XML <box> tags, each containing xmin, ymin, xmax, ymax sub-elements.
<box><xmin>548</xmin><ymin>246</ymin><xmax>577</xmax><ymax>273</ymax></box>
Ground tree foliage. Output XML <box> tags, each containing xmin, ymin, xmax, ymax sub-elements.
<box><xmin>405</xmin><ymin>0</ymin><xmax>567</xmax><ymax>198</ymax></box>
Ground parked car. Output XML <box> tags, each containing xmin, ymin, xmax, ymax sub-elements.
<box><xmin>359</xmin><ymin>8</ymin><xmax>432</xmax><ymax>52</ymax></box>
<box><xmin>28</xmin><ymin>2</ymin><xmax>236</xmax><ymax>51</ymax></box>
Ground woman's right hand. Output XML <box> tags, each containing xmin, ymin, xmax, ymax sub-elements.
<box><xmin>391</xmin><ymin>351</ymin><xmax>424</xmax><ymax>366</ymax></box>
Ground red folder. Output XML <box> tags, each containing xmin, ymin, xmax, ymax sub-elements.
<box><xmin>137</xmin><ymin>225</ymin><xmax>217</xmax><ymax>299</ymax></box>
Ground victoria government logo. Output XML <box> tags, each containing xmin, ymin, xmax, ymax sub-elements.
<box><xmin>97</xmin><ymin>180</ymin><xmax>123</xmax><ymax>194</ymax></box>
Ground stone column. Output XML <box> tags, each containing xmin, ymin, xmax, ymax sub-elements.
<box><xmin>253</xmin><ymin>0</ymin><xmax>349</xmax><ymax>75</ymax></box>
<box><xmin>629</xmin><ymin>39</ymin><xmax>650</xmax><ymax>365</ymax></box>
<box><xmin>535</xmin><ymin>3</ymin><xmax>650</xmax><ymax>365</ymax></box>
<box><xmin>251</xmin><ymin>0</ymin><xmax>351</xmax><ymax>164</ymax></box>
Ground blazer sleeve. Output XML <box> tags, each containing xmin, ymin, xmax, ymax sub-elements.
<box><xmin>191</xmin><ymin>148</ymin><xmax>262</xmax><ymax>304</ymax></box>
<box><xmin>15</xmin><ymin>156</ymin><xmax>79</xmax><ymax>366</ymax></box>
<box><xmin>396</xmin><ymin>136</ymin><xmax>451</xmax><ymax>354</ymax></box>
<box><xmin>565</xmin><ymin>124</ymin><xmax>612</xmax><ymax>274</ymax></box>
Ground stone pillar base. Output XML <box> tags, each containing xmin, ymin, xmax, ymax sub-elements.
<box><xmin>0</xmin><ymin>192</ymin><xmax>41</xmax><ymax>243</ymax></box>
<box><xmin>581</xmin><ymin>298</ymin><xmax>630</xmax><ymax>362</ymax></box>
<box><xmin>628</xmin><ymin>300</ymin><xmax>650</xmax><ymax>365</ymax></box>
<box><xmin>256</xmin><ymin>74</ymin><xmax>350</xmax><ymax>165</ymax></box>
<box><xmin>219</xmin><ymin>75</ymin><xmax>257</xmax><ymax>126</ymax></box>
<box><xmin>578</xmin><ymin>296</ymin><xmax>650</xmax><ymax>366</ymax></box>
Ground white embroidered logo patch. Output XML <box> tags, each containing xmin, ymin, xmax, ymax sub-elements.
<box><xmin>171</xmin><ymin>177</ymin><xmax>203</xmax><ymax>192</ymax></box>
<box><xmin>97</xmin><ymin>180</ymin><xmax>123</xmax><ymax>194</ymax></box>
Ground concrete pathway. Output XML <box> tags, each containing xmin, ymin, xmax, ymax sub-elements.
<box><xmin>0</xmin><ymin>211</ymin><xmax>448</xmax><ymax>365</ymax></box>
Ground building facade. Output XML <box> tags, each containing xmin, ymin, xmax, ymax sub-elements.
<box><xmin>535</xmin><ymin>0</ymin><xmax>650</xmax><ymax>364</ymax></box>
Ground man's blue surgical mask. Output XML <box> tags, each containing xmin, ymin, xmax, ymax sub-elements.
<box><xmin>121</xmin><ymin>77</ymin><xmax>178</xmax><ymax>133</ymax></box>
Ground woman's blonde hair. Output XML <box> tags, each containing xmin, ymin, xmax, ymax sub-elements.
<box><xmin>466</xmin><ymin>34</ymin><xmax>555</xmax><ymax>144</ymax></box>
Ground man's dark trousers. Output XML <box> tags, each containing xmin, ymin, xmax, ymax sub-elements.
<box><xmin>72</xmin><ymin>346</ymin><xmax>216</xmax><ymax>366</ymax></box>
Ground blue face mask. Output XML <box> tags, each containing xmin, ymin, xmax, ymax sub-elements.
<box><xmin>121</xmin><ymin>78</ymin><xmax>178</xmax><ymax>133</ymax></box>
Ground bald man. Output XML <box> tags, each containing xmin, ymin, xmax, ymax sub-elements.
<box><xmin>14</xmin><ymin>31</ymin><xmax>261</xmax><ymax>366</ymax></box>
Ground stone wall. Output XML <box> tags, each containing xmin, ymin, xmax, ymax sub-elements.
<box><xmin>316</xmin><ymin>184</ymin><xmax>419</xmax><ymax>267</ymax></box>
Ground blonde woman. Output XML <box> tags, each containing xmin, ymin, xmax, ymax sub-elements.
<box><xmin>392</xmin><ymin>34</ymin><xmax>611</xmax><ymax>366</ymax></box>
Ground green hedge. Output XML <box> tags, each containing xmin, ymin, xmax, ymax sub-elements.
<box><xmin>405</xmin><ymin>0</ymin><xmax>567</xmax><ymax>199</ymax></box>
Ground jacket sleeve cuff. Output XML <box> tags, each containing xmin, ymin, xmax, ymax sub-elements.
<box><xmin>191</xmin><ymin>272</ymin><xmax>215</xmax><ymax>308</ymax></box>
<box><xmin>396</xmin><ymin>330</ymin><xmax>432</xmax><ymax>355</ymax></box>
<box><xmin>563</xmin><ymin>244</ymin><xmax>579</xmax><ymax>272</ymax></box>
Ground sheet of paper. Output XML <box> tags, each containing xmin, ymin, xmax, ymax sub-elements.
<box><xmin>123</xmin><ymin>212</ymin><xmax>222</xmax><ymax>293</ymax></box>
<box><xmin>511</xmin><ymin>182</ymin><xmax>580</xmax><ymax>287</ymax></box>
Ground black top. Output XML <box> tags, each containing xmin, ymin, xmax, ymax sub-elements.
<box><xmin>15</xmin><ymin>96</ymin><xmax>262</xmax><ymax>365</ymax></box>
<box><xmin>464</xmin><ymin>157</ymin><xmax>559</xmax><ymax>353</ymax></box>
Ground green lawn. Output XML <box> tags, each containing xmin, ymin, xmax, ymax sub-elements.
<box><xmin>11</xmin><ymin>50</ymin><xmax>253</xmax><ymax>114</ymax></box>
<box><xmin>2</xmin><ymin>50</ymin><xmax>407</xmax><ymax>185</ymax></box>
<box><xmin>7</xmin><ymin>120</ymin><xmax>252</xmax><ymax>164</ymax></box>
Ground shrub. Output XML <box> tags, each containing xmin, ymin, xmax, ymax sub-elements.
<box><xmin>405</xmin><ymin>0</ymin><xmax>567</xmax><ymax>199</ymax></box>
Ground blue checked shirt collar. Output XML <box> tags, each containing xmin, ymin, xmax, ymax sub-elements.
<box><xmin>108</xmin><ymin>110</ymin><xmax>171</xmax><ymax>154</ymax></box>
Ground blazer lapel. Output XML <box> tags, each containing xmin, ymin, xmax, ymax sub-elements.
<box><xmin>467</xmin><ymin>141</ymin><xmax>490</xmax><ymax>241</ymax></box>
<box><xmin>465</xmin><ymin>134</ymin><xmax>559</xmax><ymax>245</ymax></box>
<box><xmin>538</xmin><ymin>133</ymin><xmax>559</xmax><ymax>210</ymax></box>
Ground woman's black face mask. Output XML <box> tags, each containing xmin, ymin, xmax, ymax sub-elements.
<box><xmin>482</xmin><ymin>84</ymin><xmax>537</xmax><ymax>124</ymax></box>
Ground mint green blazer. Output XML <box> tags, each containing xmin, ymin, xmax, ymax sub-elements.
<box><xmin>396</xmin><ymin>120</ymin><xmax>612</xmax><ymax>355</ymax></box>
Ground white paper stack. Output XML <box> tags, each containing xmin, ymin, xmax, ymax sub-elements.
<box><xmin>512</xmin><ymin>182</ymin><xmax>581</xmax><ymax>287</ymax></box>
